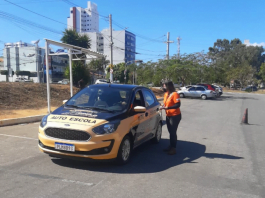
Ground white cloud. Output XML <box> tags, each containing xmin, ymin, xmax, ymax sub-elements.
<box><xmin>245</xmin><ymin>41</ymin><xmax>265</xmax><ymax>47</ymax></box>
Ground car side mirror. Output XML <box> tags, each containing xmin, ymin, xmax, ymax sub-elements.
<box><xmin>63</xmin><ymin>100</ymin><xmax>68</xmax><ymax>104</ymax></box>
<box><xmin>134</xmin><ymin>106</ymin><xmax>146</xmax><ymax>113</ymax></box>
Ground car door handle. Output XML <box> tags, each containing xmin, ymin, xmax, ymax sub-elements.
<box><xmin>145</xmin><ymin>112</ymin><xmax>148</xmax><ymax>117</ymax></box>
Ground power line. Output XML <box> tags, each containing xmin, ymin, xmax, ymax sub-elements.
<box><xmin>138</xmin><ymin>35</ymin><xmax>166</xmax><ymax>47</ymax></box>
<box><xmin>3</xmin><ymin>0</ymin><xmax>67</xmax><ymax>26</ymax></box>
<box><xmin>0</xmin><ymin>0</ymin><xmax>64</xmax><ymax>5</ymax></box>
<box><xmin>0</xmin><ymin>11</ymin><xmax>61</xmax><ymax>35</ymax></box>
<box><xmin>62</xmin><ymin>0</ymin><xmax>166</xmax><ymax>44</ymax></box>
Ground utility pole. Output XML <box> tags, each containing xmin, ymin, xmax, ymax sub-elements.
<box><xmin>177</xmin><ymin>36</ymin><xmax>182</xmax><ymax>59</ymax></box>
<box><xmin>164</xmin><ymin>32</ymin><xmax>174</xmax><ymax>60</ymax></box>
<box><xmin>109</xmin><ymin>14</ymin><xmax>114</xmax><ymax>82</ymax></box>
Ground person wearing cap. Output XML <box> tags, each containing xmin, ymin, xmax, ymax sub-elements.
<box><xmin>160</xmin><ymin>81</ymin><xmax>182</xmax><ymax>155</ymax></box>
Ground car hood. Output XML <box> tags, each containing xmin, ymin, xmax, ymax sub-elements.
<box><xmin>47</xmin><ymin>106</ymin><xmax>126</xmax><ymax>126</ymax></box>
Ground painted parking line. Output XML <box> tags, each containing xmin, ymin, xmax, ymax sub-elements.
<box><xmin>0</xmin><ymin>134</ymin><xmax>37</xmax><ymax>140</ymax></box>
<box><xmin>62</xmin><ymin>179</ymin><xmax>94</xmax><ymax>186</ymax></box>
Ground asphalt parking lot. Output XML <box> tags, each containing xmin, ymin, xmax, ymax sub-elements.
<box><xmin>0</xmin><ymin>92</ymin><xmax>265</xmax><ymax>198</ymax></box>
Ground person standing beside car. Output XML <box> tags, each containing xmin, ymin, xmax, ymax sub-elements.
<box><xmin>78</xmin><ymin>78</ymin><xmax>85</xmax><ymax>91</ymax></box>
<box><xmin>161</xmin><ymin>81</ymin><xmax>182</xmax><ymax>155</ymax></box>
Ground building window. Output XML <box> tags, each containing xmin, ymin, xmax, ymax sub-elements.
<box><xmin>71</xmin><ymin>11</ymin><xmax>73</xmax><ymax>13</ymax></box>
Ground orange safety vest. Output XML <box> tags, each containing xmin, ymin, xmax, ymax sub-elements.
<box><xmin>163</xmin><ymin>92</ymin><xmax>181</xmax><ymax>117</ymax></box>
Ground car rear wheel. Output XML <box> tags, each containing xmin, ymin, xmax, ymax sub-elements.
<box><xmin>151</xmin><ymin>123</ymin><xmax>162</xmax><ymax>144</ymax></box>
<box><xmin>179</xmin><ymin>93</ymin><xmax>185</xmax><ymax>98</ymax></box>
<box><xmin>201</xmin><ymin>94</ymin><xmax>207</xmax><ymax>100</ymax></box>
<box><xmin>116</xmin><ymin>135</ymin><xmax>132</xmax><ymax>165</ymax></box>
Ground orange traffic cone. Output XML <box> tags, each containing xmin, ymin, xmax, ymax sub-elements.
<box><xmin>241</xmin><ymin>108</ymin><xmax>248</xmax><ymax>124</ymax></box>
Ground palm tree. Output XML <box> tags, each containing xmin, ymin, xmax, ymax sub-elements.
<box><xmin>61</xmin><ymin>29</ymin><xmax>91</xmax><ymax>49</ymax></box>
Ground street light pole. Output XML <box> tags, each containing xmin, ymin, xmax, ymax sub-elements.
<box><xmin>45</xmin><ymin>41</ymin><xmax>51</xmax><ymax>113</ymax></box>
<box><xmin>68</xmin><ymin>49</ymin><xmax>73</xmax><ymax>97</ymax></box>
<box><xmin>34</xmin><ymin>39</ymin><xmax>40</xmax><ymax>83</ymax></box>
<box><xmin>109</xmin><ymin>14</ymin><xmax>114</xmax><ymax>82</ymax></box>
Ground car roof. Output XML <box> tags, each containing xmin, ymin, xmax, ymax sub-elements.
<box><xmin>90</xmin><ymin>83</ymin><xmax>142</xmax><ymax>90</ymax></box>
<box><xmin>190</xmin><ymin>85</ymin><xmax>206</xmax><ymax>87</ymax></box>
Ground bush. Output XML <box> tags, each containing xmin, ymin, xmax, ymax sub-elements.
<box><xmin>64</xmin><ymin>61</ymin><xmax>91</xmax><ymax>86</ymax></box>
<box><xmin>16</xmin><ymin>71</ymin><xmax>31</xmax><ymax>77</ymax></box>
<box><xmin>0</xmin><ymin>70</ymin><xmax>8</xmax><ymax>75</ymax></box>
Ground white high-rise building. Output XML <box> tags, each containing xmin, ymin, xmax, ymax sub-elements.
<box><xmin>82</xmin><ymin>32</ymin><xmax>104</xmax><ymax>53</ymax></box>
<box><xmin>67</xmin><ymin>1</ymin><xmax>99</xmax><ymax>33</ymax></box>
<box><xmin>66</xmin><ymin>1</ymin><xmax>136</xmax><ymax>65</ymax></box>
<box><xmin>101</xmin><ymin>29</ymin><xmax>136</xmax><ymax>65</ymax></box>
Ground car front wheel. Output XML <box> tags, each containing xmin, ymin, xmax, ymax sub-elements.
<box><xmin>179</xmin><ymin>93</ymin><xmax>185</xmax><ymax>98</ymax></box>
<box><xmin>116</xmin><ymin>135</ymin><xmax>132</xmax><ymax>165</ymax></box>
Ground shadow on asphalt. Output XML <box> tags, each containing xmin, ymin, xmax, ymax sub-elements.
<box><xmin>51</xmin><ymin>139</ymin><xmax>243</xmax><ymax>174</ymax></box>
<box><xmin>213</xmin><ymin>95</ymin><xmax>258</xmax><ymax>101</ymax></box>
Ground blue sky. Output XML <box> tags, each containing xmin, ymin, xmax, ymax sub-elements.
<box><xmin>0</xmin><ymin>0</ymin><xmax>264</xmax><ymax>61</ymax></box>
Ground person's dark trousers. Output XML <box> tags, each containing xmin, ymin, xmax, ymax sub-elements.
<box><xmin>166</xmin><ymin>114</ymin><xmax>182</xmax><ymax>148</ymax></box>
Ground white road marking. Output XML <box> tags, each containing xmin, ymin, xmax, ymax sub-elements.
<box><xmin>91</xmin><ymin>180</ymin><xmax>104</xmax><ymax>188</ymax></box>
<box><xmin>62</xmin><ymin>179</ymin><xmax>94</xmax><ymax>186</ymax></box>
<box><xmin>0</xmin><ymin>134</ymin><xmax>37</xmax><ymax>140</ymax></box>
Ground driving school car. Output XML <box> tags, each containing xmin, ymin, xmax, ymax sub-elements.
<box><xmin>38</xmin><ymin>84</ymin><xmax>163</xmax><ymax>164</ymax></box>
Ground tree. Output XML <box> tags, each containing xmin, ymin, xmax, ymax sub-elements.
<box><xmin>64</xmin><ymin>61</ymin><xmax>90</xmax><ymax>86</ymax></box>
<box><xmin>106</xmin><ymin>63</ymin><xmax>129</xmax><ymax>84</ymax></box>
<box><xmin>61</xmin><ymin>29</ymin><xmax>91</xmax><ymax>49</ymax></box>
<box><xmin>259</xmin><ymin>63</ymin><xmax>265</xmax><ymax>82</ymax></box>
<box><xmin>61</xmin><ymin>29</ymin><xmax>92</xmax><ymax>85</ymax></box>
<box><xmin>88</xmin><ymin>57</ymin><xmax>109</xmax><ymax>77</ymax></box>
<box><xmin>227</xmin><ymin>63</ymin><xmax>255</xmax><ymax>88</ymax></box>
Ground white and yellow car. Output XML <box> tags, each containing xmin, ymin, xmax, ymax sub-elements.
<box><xmin>38</xmin><ymin>84</ymin><xmax>163</xmax><ymax>164</ymax></box>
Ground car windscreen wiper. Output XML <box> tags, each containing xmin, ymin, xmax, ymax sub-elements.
<box><xmin>84</xmin><ymin>107</ymin><xmax>115</xmax><ymax>113</ymax></box>
<box><xmin>64</xmin><ymin>104</ymin><xmax>80</xmax><ymax>109</ymax></box>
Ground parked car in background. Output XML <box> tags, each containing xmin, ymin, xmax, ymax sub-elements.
<box><xmin>113</xmin><ymin>80</ymin><xmax>120</xmax><ymax>84</ymax></box>
<box><xmin>180</xmin><ymin>85</ymin><xmax>193</xmax><ymax>91</ymax></box>
<box><xmin>173</xmin><ymin>83</ymin><xmax>182</xmax><ymax>88</ymax></box>
<box><xmin>95</xmin><ymin>79</ymin><xmax>108</xmax><ymax>84</ymax></box>
<box><xmin>147</xmin><ymin>82</ymin><xmax>154</xmax><ymax>87</ymax></box>
<box><xmin>177</xmin><ymin>85</ymin><xmax>217</xmax><ymax>100</ymax></box>
<box><xmin>242</xmin><ymin>86</ymin><xmax>258</xmax><ymax>92</ymax></box>
<box><xmin>58</xmin><ymin>79</ymin><xmax>69</xmax><ymax>85</ymax></box>
<box><xmin>15</xmin><ymin>77</ymin><xmax>32</xmax><ymax>83</ymax></box>
<box><xmin>197</xmin><ymin>83</ymin><xmax>216</xmax><ymax>91</ymax></box>
<box><xmin>212</xmin><ymin>85</ymin><xmax>223</xmax><ymax>96</ymax></box>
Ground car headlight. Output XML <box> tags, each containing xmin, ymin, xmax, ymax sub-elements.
<box><xmin>92</xmin><ymin>120</ymin><xmax>120</xmax><ymax>135</ymax></box>
<box><xmin>40</xmin><ymin>114</ymin><xmax>49</xmax><ymax>128</ymax></box>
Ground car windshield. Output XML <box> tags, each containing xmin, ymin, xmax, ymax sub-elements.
<box><xmin>65</xmin><ymin>86</ymin><xmax>132</xmax><ymax>112</ymax></box>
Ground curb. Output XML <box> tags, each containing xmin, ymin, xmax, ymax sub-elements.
<box><xmin>0</xmin><ymin>115</ymin><xmax>45</xmax><ymax>127</ymax></box>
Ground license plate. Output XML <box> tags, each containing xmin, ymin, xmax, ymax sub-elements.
<box><xmin>55</xmin><ymin>142</ymin><xmax>75</xmax><ymax>152</ymax></box>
